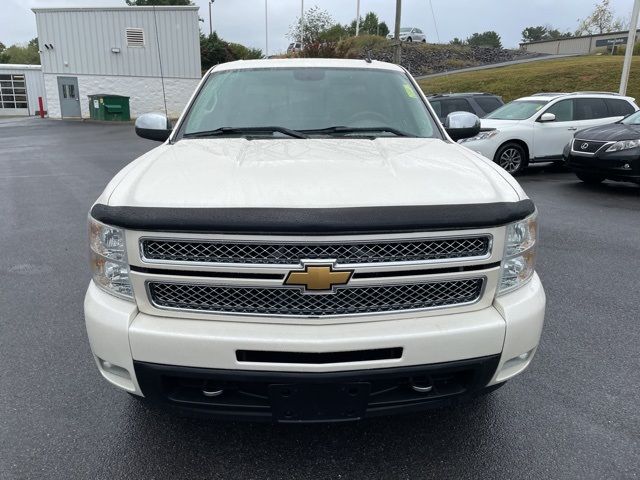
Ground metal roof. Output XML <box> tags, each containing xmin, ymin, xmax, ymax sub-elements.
<box><xmin>32</xmin><ymin>6</ymin><xmax>199</xmax><ymax>12</ymax></box>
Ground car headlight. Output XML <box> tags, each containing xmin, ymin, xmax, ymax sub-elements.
<box><xmin>498</xmin><ymin>210</ymin><xmax>537</xmax><ymax>295</ymax></box>
<box><xmin>458</xmin><ymin>130</ymin><xmax>499</xmax><ymax>143</ymax></box>
<box><xmin>605</xmin><ymin>139</ymin><xmax>640</xmax><ymax>152</ymax></box>
<box><xmin>88</xmin><ymin>216</ymin><xmax>133</xmax><ymax>300</ymax></box>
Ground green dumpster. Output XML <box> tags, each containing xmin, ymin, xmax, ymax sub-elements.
<box><xmin>88</xmin><ymin>94</ymin><xmax>131</xmax><ymax>121</ymax></box>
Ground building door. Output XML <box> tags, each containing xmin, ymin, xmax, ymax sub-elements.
<box><xmin>57</xmin><ymin>76</ymin><xmax>81</xmax><ymax>118</ymax></box>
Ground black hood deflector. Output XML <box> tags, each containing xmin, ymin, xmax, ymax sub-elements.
<box><xmin>90</xmin><ymin>200</ymin><xmax>536</xmax><ymax>235</ymax></box>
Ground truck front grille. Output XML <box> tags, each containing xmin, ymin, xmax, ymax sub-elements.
<box><xmin>147</xmin><ymin>278</ymin><xmax>484</xmax><ymax>317</ymax></box>
<box><xmin>141</xmin><ymin>236</ymin><xmax>491</xmax><ymax>265</ymax></box>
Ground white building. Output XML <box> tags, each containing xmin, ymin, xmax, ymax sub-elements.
<box><xmin>0</xmin><ymin>64</ymin><xmax>46</xmax><ymax>117</ymax></box>
<box><xmin>32</xmin><ymin>6</ymin><xmax>201</xmax><ymax>119</ymax></box>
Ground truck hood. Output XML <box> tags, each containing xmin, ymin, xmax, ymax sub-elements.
<box><xmin>105</xmin><ymin>138</ymin><xmax>522</xmax><ymax>208</ymax></box>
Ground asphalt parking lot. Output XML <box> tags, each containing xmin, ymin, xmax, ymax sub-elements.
<box><xmin>1</xmin><ymin>118</ymin><xmax>639</xmax><ymax>480</ymax></box>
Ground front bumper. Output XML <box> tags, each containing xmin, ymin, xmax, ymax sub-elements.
<box><xmin>84</xmin><ymin>274</ymin><xmax>545</xmax><ymax>421</ymax></box>
<box><xmin>566</xmin><ymin>150</ymin><xmax>640</xmax><ymax>182</ymax></box>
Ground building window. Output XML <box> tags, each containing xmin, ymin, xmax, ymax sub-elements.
<box><xmin>126</xmin><ymin>28</ymin><xmax>145</xmax><ymax>47</ymax></box>
<box><xmin>0</xmin><ymin>74</ymin><xmax>28</xmax><ymax>110</ymax></box>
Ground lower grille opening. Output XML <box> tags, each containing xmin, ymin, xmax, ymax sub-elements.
<box><xmin>236</xmin><ymin>348</ymin><xmax>403</xmax><ymax>364</ymax></box>
<box><xmin>134</xmin><ymin>356</ymin><xmax>500</xmax><ymax>421</ymax></box>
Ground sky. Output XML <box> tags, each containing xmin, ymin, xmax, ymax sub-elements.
<box><xmin>2</xmin><ymin>0</ymin><xmax>638</xmax><ymax>55</ymax></box>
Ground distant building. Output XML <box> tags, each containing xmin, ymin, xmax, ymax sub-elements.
<box><xmin>520</xmin><ymin>30</ymin><xmax>640</xmax><ymax>55</ymax></box>
<box><xmin>0</xmin><ymin>64</ymin><xmax>45</xmax><ymax>117</ymax></box>
<box><xmin>32</xmin><ymin>6</ymin><xmax>201</xmax><ymax>119</ymax></box>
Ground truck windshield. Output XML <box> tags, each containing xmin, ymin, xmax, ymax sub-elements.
<box><xmin>179</xmin><ymin>67</ymin><xmax>441</xmax><ymax>139</ymax></box>
<box><xmin>486</xmin><ymin>100</ymin><xmax>548</xmax><ymax>120</ymax></box>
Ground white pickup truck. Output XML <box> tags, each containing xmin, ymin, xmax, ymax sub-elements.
<box><xmin>85</xmin><ymin>59</ymin><xmax>545</xmax><ymax>422</ymax></box>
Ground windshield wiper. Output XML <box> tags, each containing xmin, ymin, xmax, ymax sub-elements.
<box><xmin>300</xmin><ymin>126</ymin><xmax>416</xmax><ymax>137</ymax></box>
<box><xmin>182</xmin><ymin>126</ymin><xmax>308</xmax><ymax>139</ymax></box>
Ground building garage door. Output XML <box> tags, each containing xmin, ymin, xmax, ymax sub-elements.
<box><xmin>0</xmin><ymin>74</ymin><xmax>29</xmax><ymax>116</ymax></box>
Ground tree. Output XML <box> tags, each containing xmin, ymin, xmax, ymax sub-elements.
<box><xmin>319</xmin><ymin>24</ymin><xmax>349</xmax><ymax>43</ymax></box>
<box><xmin>125</xmin><ymin>0</ymin><xmax>193</xmax><ymax>5</ymax></box>
<box><xmin>575</xmin><ymin>0</ymin><xmax>625</xmax><ymax>35</ymax></box>
<box><xmin>466</xmin><ymin>31</ymin><xmax>502</xmax><ymax>49</ymax></box>
<box><xmin>288</xmin><ymin>6</ymin><xmax>335</xmax><ymax>45</ymax></box>
<box><xmin>449</xmin><ymin>37</ymin><xmax>465</xmax><ymax>46</ymax></box>
<box><xmin>522</xmin><ymin>25</ymin><xmax>572</xmax><ymax>43</ymax></box>
<box><xmin>347</xmin><ymin>12</ymin><xmax>389</xmax><ymax>37</ymax></box>
<box><xmin>0</xmin><ymin>38</ymin><xmax>40</xmax><ymax>64</ymax></box>
<box><xmin>199</xmin><ymin>32</ymin><xmax>262</xmax><ymax>71</ymax></box>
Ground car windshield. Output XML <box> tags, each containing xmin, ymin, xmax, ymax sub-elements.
<box><xmin>400</xmin><ymin>28</ymin><xmax>412</xmax><ymax>32</ymax></box>
<box><xmin>620</xmin><ymin>110</ymin><xmax>640</xmax><ymax>124</ymax></box>
<box><xmin>180</xmin><ymin>67</ymin><xmax>441</xmax><ymax>139</ymax></box>
<box><xmin>486</xmin><ymin>100</ymin><xmax>548</xmax><ymax>120</ymax></box>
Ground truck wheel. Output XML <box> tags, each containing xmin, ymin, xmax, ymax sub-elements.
<box><xmin>494</xmin><ymin>142</ymin><xmax>527</xmax><ymax>175</ymax></box>
<box><xmin>576</xmin><ymin>172</ymin><xmax>605</xmax><ymax>184</ymax></box>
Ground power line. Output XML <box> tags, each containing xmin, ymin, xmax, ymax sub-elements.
<box><xmin>428</xmin><ymin>0</ymin><xmax>440</xmax><ymax>43</ymax></box>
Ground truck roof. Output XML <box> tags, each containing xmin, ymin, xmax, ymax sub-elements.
<box><xmin>212</xmin><ymin>58</ymin><xmax>405</xmax><ymax>73</ymax></box>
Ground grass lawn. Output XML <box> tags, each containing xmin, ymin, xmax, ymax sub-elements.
<box><xmin>417</xmin><ymin>55</ymin><xmax>640</xmax><ymax>102</ymax></box>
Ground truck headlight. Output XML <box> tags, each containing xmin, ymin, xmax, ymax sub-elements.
<box><xmin>89</xmin><ymin>216</ymin><xmax>133</xmax><ymax>300</ymax></box>
<box><xmin>498</xmin><ymin>211</ymin><xmax>537</xmax><ymax>295</ymax></box>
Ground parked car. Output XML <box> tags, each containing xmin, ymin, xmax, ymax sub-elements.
<box><xmin>287</xmin><ymin>42</ymin><xmax>303</xmax><ymax>54</ymax></box>
<box><xmin>386</xmin><ymin>27</ymin><xmax>426</xmax><ymax>42</ymax></box>
<box><xmin>564</xmin><ymin>109</ymin><xmax>640</xmax><ymax>185</ymax></box>
<box><xmin>427</xmin><ymin>93</ymin><xmax>504</xmax><ymax>123</ymax></box>
<box><xmin>86</xmin><ymin>58</ymin><xmax>545</xmax><ymax>423</ymax></box>
<box><xmin>460</xmin><ymin>92</ymin><xmax>638</xmax><ymax>174</ymax></box>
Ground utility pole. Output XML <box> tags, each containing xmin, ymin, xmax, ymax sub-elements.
<box><xmin>208</xmin><ymin>0</ymin><xmax>214</xmax><ymax>36</ymax></box>
<box><xmin>355</xmin><ymin>0</ymin><xmax>361</xmax><ymax>36</ymax></box>
<box><xmin>393</xmin><ymin>0</ymin><xmax>402</xmax><ymax>64</ymax></box>
<box><xmin>620</xmin><ymin>0</ymin><xmax>640</xmax><ymax>95</ymax></box>
<box><xmin>300</xmin><ymin>0</ymin><xmax>305</xmax><ymax>45</ymax></box>
<box><xmin>265</xmin><ymin>0</ymin><xmax>269</xmax><ymax>57</ymax></box>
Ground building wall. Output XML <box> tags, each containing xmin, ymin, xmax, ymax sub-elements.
<box><xmin>43</xmin><ymin>73</ymin><xmax>199</xmax><ymax>119</ymax></box>
<box><xmin>33</xmin><ymin>7</ymin><xmax>201</xmax><ymax>78</ymax></box>
<box><xmin>521</xmin><ymin>30</ymin><xmax>640</xmax><ymax>55</ymax></box>
<box><xmin>0</xmin><ymin>65</ymin><xmax>46</xmax><ymax>116</ymax></box>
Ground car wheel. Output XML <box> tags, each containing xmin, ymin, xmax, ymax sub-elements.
<box><xmin>576</xmin><ymin>172</ymin><xmax>605</xmax><ymax>184</ymax></box>
<box><xmin>495</xmin><ymin>142</ymin><xmax>527</xmax><ymax>174</ymax></box>
<box><xmin>407</xmin><ymin>37</ymin><xmax>412</xmax><ymax>42</ymax></box>
<box><xmin>422</xmin><ymin>39</ymin><xmax>427</xmax><ymax>43</ymax></box>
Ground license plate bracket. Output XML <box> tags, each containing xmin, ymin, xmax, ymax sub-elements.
<box><xmin>269</xmin><ymin>382</ymin><xmax>370</xmax><ymax>422</ymax></box>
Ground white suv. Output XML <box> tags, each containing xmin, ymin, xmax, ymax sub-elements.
<box><xmin>460</xmin><ymin>92</ymin><xmax>638</xmax><ymax>174</ymax></box>
<box><xmin>85</xmin><ymin>59</ymin><xmax>545</xmax><ymax>422</ymax></box>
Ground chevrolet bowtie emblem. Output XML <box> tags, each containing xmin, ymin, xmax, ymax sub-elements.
<box><xmin>284</xmin><ymin>264</ymin><xmax>354</xmax><ymax>293</ymax></box>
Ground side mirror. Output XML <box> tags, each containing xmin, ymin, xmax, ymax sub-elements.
<box><xmin>444</xmin><ymin>111</ymin><xmax>481</xmax><ymax>141</ymax></box>
<box><xmin>538</xmin><ymin>112</ymin><xmax>556</xmax><ymax>123</ymax></box>
<box><xmin>135</xmin><ymin>113</ymin><xmax>172</xmax><ymax>142</ymax></box>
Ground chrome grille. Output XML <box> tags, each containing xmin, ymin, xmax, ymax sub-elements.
<box><xmin>147</xmin><ymin>278</ymin><xmax>484</xmax><ymax>317</ymax></box>
<box><xmin>573</xmin><ymin>139</ymin><xmax>608</xmax><ymax>154</ymax></box>
<box><xmin>141</xmin><ymin>236</ymin><xmax>491</xmax><ymax>265</ymax></box>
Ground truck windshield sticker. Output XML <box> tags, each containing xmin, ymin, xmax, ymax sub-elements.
<box><xmin>403</xmin><ymin>83</ymin><xmax>418</xmax><ymax>98</ymax></box>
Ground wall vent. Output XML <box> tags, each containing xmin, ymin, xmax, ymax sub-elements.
<box><xmin>126</xmin><ymin>28</ymin><xmax>145</xmax><ymax>47</ymax></box>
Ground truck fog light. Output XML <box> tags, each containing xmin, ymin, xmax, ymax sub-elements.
<box><xmin>502</xmin><ymin>349</ymin><xmax>534</xmax><ymax>371</ymax></box>
<box><xmin>99</xmin><ymin>358</ymin><xmax>131</xmax><ymax>379</ymax></box>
